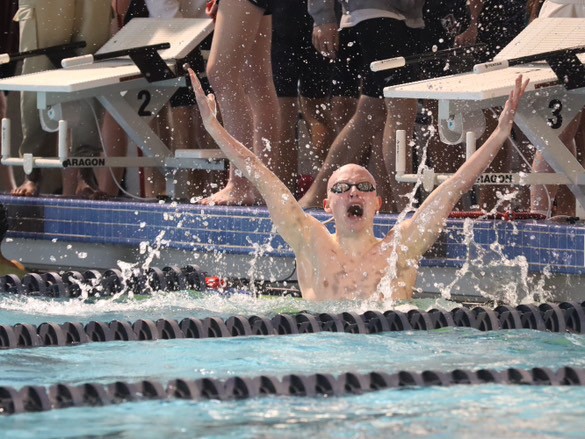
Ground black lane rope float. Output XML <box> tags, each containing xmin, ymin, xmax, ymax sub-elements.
<box><xmin>1</xmin><ymin>301</ymin><xmax>584</xmax><ymax>350</ymax></box>
<box><xmin>1</xmin><ymin>366</ymin><xmax>585</xmax><ymax>415</ymax></box>
<box><xmin>0</xmin><ymin>265</ymin><xmax>301</xmax><ymax>298</ymax></box>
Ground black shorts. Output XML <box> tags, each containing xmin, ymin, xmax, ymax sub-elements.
<box><xmin>421</xmin><ymin>0</ymin><xmax>473</xmax><ymax>77</ymax></box>
<box><xmin>248</xmin><ymin>0</ymin><xmax>273</xmax><ymax>15</ymax></box>
<box><xmin>271</xmin><ymin>0</ymin><xmax>331</xmax><ymax>98</ymax></box>
<box><xmin>330</xmin><ymin>27</ymin><xmax>362</xmax><ymax>99</ymax></box>
<box><xmin>478</xmin><ymin>0</ymin><xmax>526</xmax><ymax>57</ymax></box>
<box><xmin>351</xmin><ymin>18</ymin><xmax>422</xmax><ymax>98</ymax></box>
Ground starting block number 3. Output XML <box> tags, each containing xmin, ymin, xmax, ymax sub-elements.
<box><xmin>547</xmin><ymin>99</ymin><xmax>563</xmax><ymax>130</ymax></box>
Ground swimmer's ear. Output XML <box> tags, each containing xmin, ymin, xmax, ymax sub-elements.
<box><xmin>377</xmin><ymin>196</ymin><xmax>382</xmax><ymax>213</ymax></box>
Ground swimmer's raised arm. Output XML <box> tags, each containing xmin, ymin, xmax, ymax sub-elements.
<box><xmin>396</xmin><ymin>75</ymin><xmax>530</xmax><ymax>259</ymax></box>
<box><xmin>188</xmin><ymin>68</ymin><xmax>321</xmax><ymax>251</ymax></box>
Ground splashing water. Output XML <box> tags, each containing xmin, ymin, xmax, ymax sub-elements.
<box><xmin>377</xmin><ymin>129</ymin><xmax>433</xmax><ymax>300</ymax></box>
<box><xmin>435</xmin><ymin>190</ymin><xmax>554</xmax><ymax>305</ymax></box>
<box><xmin>436</xmin><ymin>217</ymin><xmax>553</xmax><ymax>305</ymax></box>
<box><xmin>245</xmin><ymin>225</ymin><xmax>281</xmax><ymax>296</ymax></box>
<box><xmin>0</xmin><ymin>289</ymin><xmax>460</xmax><ymax>326</ymax></box>
<box><xmin>375</xmin><ymin>120</ymin><xmax>552</xmax><ymax>306</ymax></box>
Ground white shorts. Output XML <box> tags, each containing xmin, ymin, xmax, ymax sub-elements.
<box><xmin>539</xmin><ymin>0</ymin><xmax>585</xmax><ymax>17</ymax></box>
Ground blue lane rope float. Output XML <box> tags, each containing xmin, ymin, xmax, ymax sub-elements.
<box><xmin>1</xmin><ymin>301</ymin><xmax>585</xmax><ymax>350</ymax></box>
<box><xmin>1</xmin><ymin>366</ymin><xmax>585</xmax><ymax>415</ymax></box>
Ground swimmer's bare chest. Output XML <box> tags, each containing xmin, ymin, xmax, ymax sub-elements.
<box><xmin>297</xmin><ymin>241</ymin><xmax>394</xmax><ymax>300</ymax></box>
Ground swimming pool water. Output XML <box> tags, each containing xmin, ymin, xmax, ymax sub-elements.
<box><xmin>1</xmin><ymin>293</ymin><xmax>584</xmax><ymax>438</ymax></box>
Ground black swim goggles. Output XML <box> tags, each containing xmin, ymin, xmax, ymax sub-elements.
<box><xmin>329</xmin><ymin>181</ymin><xmax>376</xmax><ymax>194</ymax></box>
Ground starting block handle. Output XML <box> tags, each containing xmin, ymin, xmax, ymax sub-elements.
<box><xmin>1</xmin><ymin>118</ymin><xmax>10</xmax><ymax>159</ymax></box>
<box><xmin>371</xmin><ymin>43</ymin><xmax>486</xmax><ymax>72</ymax></box>
<box><xmin>61</xmin><ymin>54</ymin><xmax>94</xmax><ymax>68</ymax></box>
<box><xmin>58</xmin><ymin>120</ymin><xmax>68</xmax><ymax>161</ymax></box>
<box><xmin>62</xmin><ymin>42</ymin><xmax>170</xmax><ymax>68</ymax></box>
<box><xmin>1</xmin><ymin>41</ymin><xmax>86</xmax><ymax>65</ymax></box>
<box><xmin>465</xmin><ymin>131</ymin><xmax>477</xmax><ymax>159</ymax></box>
<box><xmin>474</xmin><ymin>44</ymin><xmax>585</xmax><ymax>74</ymax></box>
<box><xmin>473</xmin><ymin>60</ymin><xmax>509</xmax><ymax>74</ymax></box>
<box><xmin>396</xmin><ymin>129</ymin><xmax>406</xmax><ymax>176</ymax></box>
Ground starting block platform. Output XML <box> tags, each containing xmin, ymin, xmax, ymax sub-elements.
<box><xmin>384</xmin><ymin>17</ymin><xmax>585</xmax><ymax>214</ymax></box>
<box><xmin>0</xmin><ymin>18</ymin><xmax>222</xmax><ymax>197</ymax></box>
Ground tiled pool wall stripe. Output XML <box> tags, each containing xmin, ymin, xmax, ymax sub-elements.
<box><xmin>1</xmin><ymin>366</ymin><xmax>585</xmax><ymax>415</ymax></box>
<box><xmin>2</xmin><ymin>195</ymin><xmax>585</xmax><ymax>275</ymax></box>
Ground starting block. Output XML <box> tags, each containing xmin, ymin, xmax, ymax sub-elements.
<box><xmin>383</xmin><ymin>17</ymin><xmax>585</xmax><ymax>215</ymax></box>
<box><xmin>0</xmin><ymin>18</ymin><xmax>223</xmax><ymax>197</ymax></box>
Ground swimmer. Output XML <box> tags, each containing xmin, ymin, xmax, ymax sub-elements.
<box><xmin>0</xmin><ymin>204</ymin><xmax>27</xmax><ymax>277</ymax></box>
<box><xmin>189</xmin><ymin>67</ymin><xmax>528</xmax><ymax>301</ymax></box>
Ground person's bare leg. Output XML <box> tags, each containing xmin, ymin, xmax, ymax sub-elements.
<box><xmin>330</xmin><ymin>95</ymin><xmax>357</xmax><ymax>134</ymax></box>
<box><xmin>300</xmin><ymin>96</ymin><xmax>337</xmax><ymax>172</ymax></box>
<box><xmin>96</xmin><ymin>112</ymin><xmax>127</xmax><ymax>197</ymax></box>
<box><xmin>191</xmin><ymin>105</ymin><xmax>228</xmax><ymax>198</ymax></box>
<box><xmin>144</xmin><ymin>107</ymin><xmax>173</xmax><ymax>198</ymax></box>
<box><xmin>382</xmin><ymin>97</ymin><xmax>417</xmax><ymax>213</ymax></box>
<box><xmin>530</xmin><ymin>112</ymin><xmax>582</xmax><ymax>216</ymax></box>
<box><xmin>243</xmin><ymin>16</ymin><xmax>282</xmax><ymax>186</ymax></box>
<box><xmin>366</xmin><ymin>124</ymin><xmax>391</xmax><ymax>210</ymax></box>
<box><xmin>299</xmin><ymin>95</ymin><xmax>386</xmax><ymax>209</ymax></box>
<box><xmin>201</xmin><ymin>0</ymin><xmax>273</xmax><ymax>205</ymax></box>
<box><xmin>277</xmin><ymin>97</ymin><xmax>300</xmax><ymax>193</ymax></box>
<box><xmin>164</xmin><ymin>105</ymin><xmax>216</xmax><ymax>199</ymax></box>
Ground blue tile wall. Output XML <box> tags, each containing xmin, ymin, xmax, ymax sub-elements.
<box><xmin>2</xmin><ymin>195</ymin><xmax>585</xmax><ymax>275</ymax></box>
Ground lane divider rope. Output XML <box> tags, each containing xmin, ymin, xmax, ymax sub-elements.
<box><xmin>1</xmin><ymin>366</ymin><xmax>584</xmax><ymax>415</ymax></box>
<box><xmin>1</xmin><ymin>301</ymin><xmax>584</xmax><ymax>350</ymax></box>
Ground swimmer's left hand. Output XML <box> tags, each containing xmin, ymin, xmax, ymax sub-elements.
<box><xmin>498</xmin><ymin>74</ymin><xmax>529</xmax><ymax>132</ymax></box>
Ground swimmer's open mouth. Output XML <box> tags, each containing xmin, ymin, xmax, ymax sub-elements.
<box><xmin>348</xmin><ymin>205</ymin><xmax>364</xmax><ymax>217</ymax></box>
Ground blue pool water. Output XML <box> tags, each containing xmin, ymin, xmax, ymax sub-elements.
<box><xmin>1</xmin><ymin>293</ymin><xmax>585</xmax><ymax>438</ymax></box>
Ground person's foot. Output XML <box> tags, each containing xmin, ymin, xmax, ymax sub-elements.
<box><xmin>75</xmin><ymin>179</ymin><xmax>109</xmax><ymax>200</ymax></box>
<box><xmin>199</xmin><ymin>181</ymin><xmax>262</xmax><ymax>206</ymax></box>
<box><xmin>11</xmin><ymin>180</ymin><xmax>39</xmax><ymax>197</ymax></box>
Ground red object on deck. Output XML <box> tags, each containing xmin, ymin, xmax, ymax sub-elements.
<box><xmin>205</xmin><ymin>276</ymin><xmax>227</xmax><ymax>290</ymax></box>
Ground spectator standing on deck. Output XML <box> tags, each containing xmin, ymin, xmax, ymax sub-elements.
<box><xmin>189</xmin><ymin>66</ymin><xmax>528</xmax><ymax>300</ymax></box>
<box><xmin>97</xmin><ymin>0</ymin><xmax>220</xmax><ymax>200</ymax></box>
<box><xmin>299</xmin><ymin>0</ymin><xmax>425</xmax><ymax>213</ymax></box>
<box><xmin>529</xmin><ymin>0</ymin><xmax>585</xmax><ymax>218</ymax></box>
<box><xmin>271</xmin><ymin>0</ymin><xmax>360</xmax><ymax>199</ymax></box>
<box><xmin>199</xmin><ymin>0</ymin><xmax>283</xmax><ymax>206</ymax></box>
<box><xmin>11</xmin><ymin>0</ymin><xmax>112</xmax><ymax>197</ymax></box>
<box><xmin>95</xmin><ymin>0</ymin><xmax>135</xmax><ymax>198</ymax></box>
<box><xmin>271</xmin><ymin>0</ymin><xmax>337</xmax><ymax>197</ymax></box>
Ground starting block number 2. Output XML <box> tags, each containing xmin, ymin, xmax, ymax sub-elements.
<box><xmin>137</xmin><ymin>90</ymin><xmax>152</xmax><ymax>117</ymax></box>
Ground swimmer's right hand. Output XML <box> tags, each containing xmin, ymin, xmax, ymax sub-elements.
<box><xmin>312</xmin><ymin>23</ymin><xmax>339</xmax><ymax>60</ymax></box>
<box><xmin>188</xmin><ymin>68</ymin><xmax>217</xmax><ymax>122</ymax></box>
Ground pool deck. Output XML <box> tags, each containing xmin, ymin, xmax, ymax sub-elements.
<box><xmin>2</xmin><ymin>194</ymin><xmax>585</xmax><ymax>303</ymax></box>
